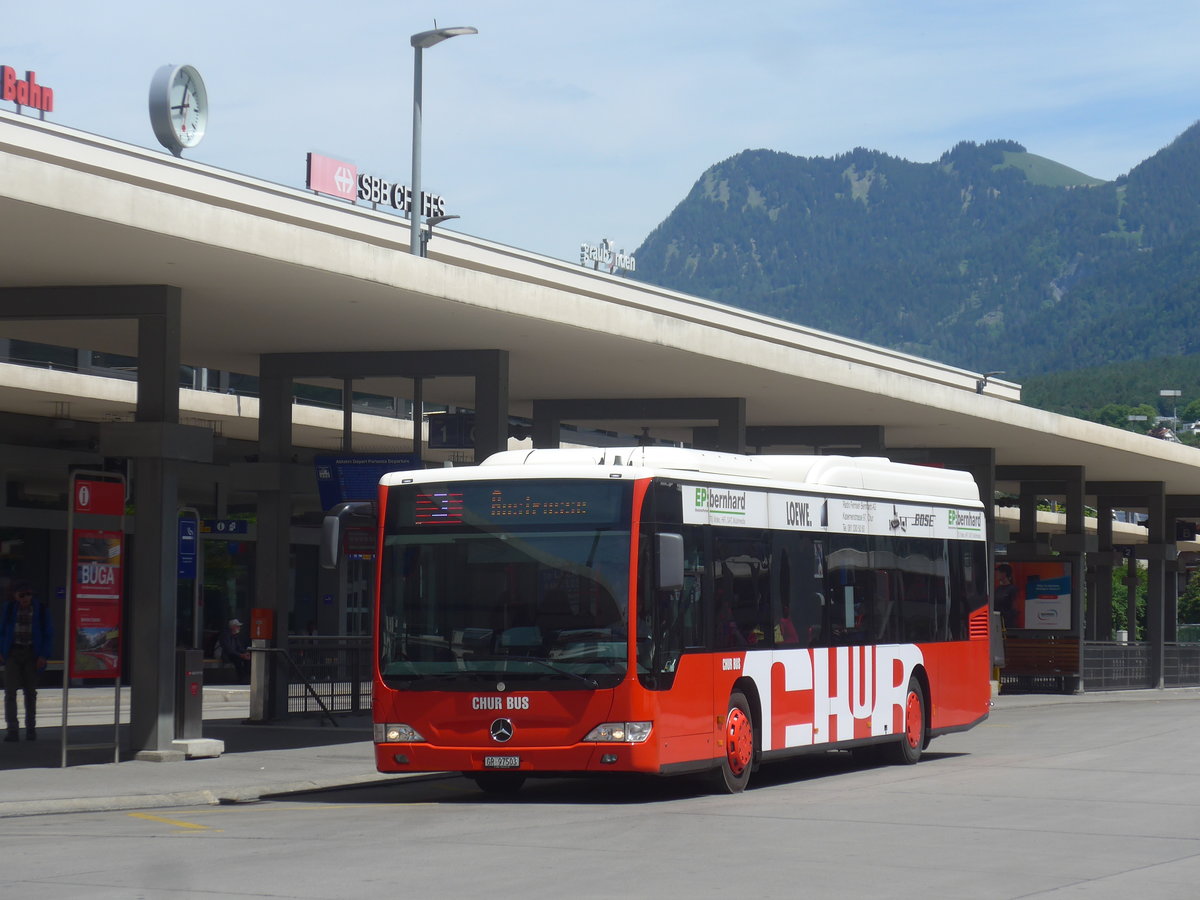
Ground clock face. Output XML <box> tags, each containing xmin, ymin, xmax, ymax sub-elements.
<box><xmin>149</xmin><ymin>63</ymin><xmax>208</xmax><ymax>155</ymax></box>
<box><xmin>170</xmin><ymin>66</ymin><xmax>207</xmax><ymax>148</ymax></box>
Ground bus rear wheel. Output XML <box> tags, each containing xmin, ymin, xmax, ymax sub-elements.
<box><xmin>890</xmin><ymin>677</ymin><xmax>926</xmax><ymax>765</ymax></box>
<box><xmin>711</xmin><ymin>691</ymin><xmax>754</xmax><ymax>793</ymax></box>
<box><xmin>470</xmin><ymin>772</ymin><xmax>527</xmax><ymax>794</ymax></box>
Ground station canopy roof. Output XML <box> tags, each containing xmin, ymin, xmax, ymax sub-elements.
<box><xmin>3</xmin><ymin>111</ymin><xmax>1200</xmax><ymax>500</ymax></box>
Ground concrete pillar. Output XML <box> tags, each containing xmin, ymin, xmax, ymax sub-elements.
<box><xmin>254</xmin><ymin>372</ymin><xmax>294</xmax><ymax>720</ymax></box>
<box><xmin>717</xmin><ymin>399</ymin><xmax>746</xmax><ymax>454</ymax></box>
<box><xmin>532</xmin><ymin>411</ymin><xmax>561</xmax><ymax>449</ymax></box>
<box><xmin>1124</xmin><ymin>552</ymin><xmax>1139</xmax><ymax>639</ymax></box>
<box><xmin>473</xmin><ymin>351</ymin><xmax>509</xmax><ymax>462</ymax></box>
<box><xmin>412</xmin><ymin>377</ymin><xmax>424</xmax><ymax>464</ymax></box>
<box><xmin>129</xmin><ymin>297</ymin><xmax>181</xmax><ymax>755</ymax></box>
<box><xmin>1091</xmin><ymin>501</ymin><xmax>1115</xmax><ymax>641</ymax></box>
<box><xmin>341</xmin><ymin>379</ymin><xmax>354</xmax><ymax>453</ymax></box>
<box><xmin>1146</xmin><ymin>488</ymin><xmax>1166</xmax><ymax>689</ymax></box>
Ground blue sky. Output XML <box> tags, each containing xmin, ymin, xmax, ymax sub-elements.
<box><xmin>3</xmin><ymin>1</ymin><xmax>1198</xmax><ymax>262</ymax></box>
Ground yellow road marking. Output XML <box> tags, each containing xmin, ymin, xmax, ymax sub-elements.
<box><xmin>128</xmin><ymin>812</ymin><xmax>215</xmax><ymax>831</ymax></box>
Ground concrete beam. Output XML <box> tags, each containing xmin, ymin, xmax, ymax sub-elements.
<box><xmin>259</xmin><ymin>349</ymin><xmax>510</xmax><ymax>460</ymax></box>
<box><xmin>0</xmin><ymin>284</ymin><xmax>181</xmax><ymax>320</ymax></box>
<box><xmin>695</xmin><ymin>424</ymin><xmax>884</xmax><ymax>453</ymax></box>
<box><xmin>260</xmin><ymin>349</ymin><xmax>507</xmax><ymax>381</ymax></box>
<box><xmin>532</xmin><ymin>397</ymin><xmax>746</xmax><ymax>453</ymax></box>
<box><xmin>99</xmin><ymin>422</ymin><xmax>213</xmax><ymax>463</ymax></box>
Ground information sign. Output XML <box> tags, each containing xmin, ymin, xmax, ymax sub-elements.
<box><xmin>178</xmin><ymin>517</ymin><xmax>198</xmax><ymax>579</ymax></box>
<box><xmin>314</xmin><ymin>454</ymin><xmax>420</xmax><ymax>510</ymax></box>
<box><xmin>67</xmin><ymin>476</ymin><xmax>125</xmax><ymax>680</ymax></box>
<box><xmin>427</xmin><ymin>413</ymin><xmax>475</xmax><ymax>449</ymax></box>
<box><xmin>202</xmin><ymin>519</ymin><xmax>249</xmax><ymax>535</ymax></box>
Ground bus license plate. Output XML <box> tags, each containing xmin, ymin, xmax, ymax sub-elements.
<box><xmin>484</xmin><ymin>755</ymin><xmax>521</xmax><ymax>769</ymax></box>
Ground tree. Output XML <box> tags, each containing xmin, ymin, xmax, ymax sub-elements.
<box><xmin>1177</xmin><ymin>570</ymin><xmax>1200</xmax><ymax>624</ymax></box>
<box><xmin>1180</xmin><ymin>398</ymin><xmax>1200</xmax><ymax>424</ymax></box>
<box><xmin>1110</xmin><ymin>562</ymin><xmax>1146</xmax><ymax>639</ymax></box>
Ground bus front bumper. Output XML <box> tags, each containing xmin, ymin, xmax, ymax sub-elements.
<box><xmin>374</xmin><ymin>741</ymin><xmax>664</xmax><ymax>775</ymax></box>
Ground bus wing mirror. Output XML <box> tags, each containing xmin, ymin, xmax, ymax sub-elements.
<box><xmin>320</xmin><ymin>515</ymin><xmax>342</xmax><ymax>570</ymax></box>
<box><xmin>320</xmin><ymin>501</ymin><xmax>377</xmax><ymax>570</ymax></box>
<box><xmin>657</xmin><ymin>533</ymin><xmax>685</xmax><ymax>592</ymax></box>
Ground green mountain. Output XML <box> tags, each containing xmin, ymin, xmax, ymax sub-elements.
<box><xmin>1021</xmin><ymin>354</ymin><xmax>1200</xmax><ymax>431</ymax></box>
<box><xmin>632</xmin><ymin>126</ymin><xmax>1200</xmax><ymax>380</ymax></box>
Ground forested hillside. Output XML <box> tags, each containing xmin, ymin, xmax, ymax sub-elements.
<box><xmin>633</xmin><ymin>126</ymin><xmax>1200</xmax><ymax>380</ymax></box>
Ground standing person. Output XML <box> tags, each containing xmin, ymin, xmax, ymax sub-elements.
<box><xmin>0</xmin><ymin>581</ymin><xmax>54</xmax><ymax>742</ymax></box>
<box><xmin>218</xmin><ymin>617</ymin><xmax>251</xmax><ymax>683</ymax></box>
<box><xmin>995</xmin><ymin>563</ymin><xmax>1021</xmax><ymax>629</ymax></box>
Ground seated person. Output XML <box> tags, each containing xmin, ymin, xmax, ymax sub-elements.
<box><xmin>217</xmin><ymin>617</ymin><xmax>252</xmax><ymax>682</ymax></box>
<box><xmin>715</xmin><ymin>601</ymin><xmax>746</xmax><ymax>648</ymax></box>
<box><xmin>777</xmin><ymin>601</ymin><xmax>800</xmax><ymax>644</ymax></box>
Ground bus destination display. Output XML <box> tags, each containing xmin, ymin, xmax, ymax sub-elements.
<box><xmin>406</xmin><ymin>481</ymin><xmax>626</xmax><ymax>527</ymax></box>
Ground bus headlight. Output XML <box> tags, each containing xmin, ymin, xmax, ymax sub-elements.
<box><xmin>374</xmin><ymin>723</ymin><xmax>425</xmax><ymax>743</ymax></box>
<box><xmin>583</xmin><ymin>722</ymin><xmax>652</xmax><ymax>743</ymax></box>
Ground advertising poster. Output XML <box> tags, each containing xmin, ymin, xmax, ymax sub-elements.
<box><xmin>69</xmin><ymin>528</ymin><xmax>123</xmax><ymax>678</ymax></box>
<box><xmin>994</xmin><ymin>561</ymin><xmax>1072</xmax><ymax>631</ymax></box>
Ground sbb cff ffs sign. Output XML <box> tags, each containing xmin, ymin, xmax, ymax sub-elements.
<box><xmin>357</xmin><ymin>175</ymin><xmax>446</xmax><ymax>218</ymax></box>
<box><xmin>306</xmin><ymin>152</ymin><xmax>446</xmax><ymax>217</ymax></box>
<box><xmin>306</xmin><ymin>153</ymin><xmax>357</xmax><ymax>201</ymax></box>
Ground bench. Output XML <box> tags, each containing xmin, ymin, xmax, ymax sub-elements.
<box><xmin>1001</xmin><ymin>636</ymin><xmax>1081</xmax><ymax>693</ymax></box>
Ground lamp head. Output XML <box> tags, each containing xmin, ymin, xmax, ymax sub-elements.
<box><xmin>411</xmin><ymin>26</ymin><xmax>478</xmax><ymax>49</ymax></box>
<box><xmin>975</xmin><ymin>371</ymin><xmax>1005</xmax><ymax>394</ymax></box>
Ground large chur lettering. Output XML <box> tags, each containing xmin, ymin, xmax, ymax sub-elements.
<box><xmin>744</xmin><ymin>644</ymin><xmax>924</xmax><ymax>751</ymax></box>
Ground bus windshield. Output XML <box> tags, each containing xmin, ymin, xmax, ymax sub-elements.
<box><xmin>378</xmin><ymin>479</ymin><xmax>633</xmax><ymax>690</ymax></box>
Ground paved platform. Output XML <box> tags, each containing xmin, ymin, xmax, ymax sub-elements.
<box><xmin>0</xmin><ymin>686</ymin><xmax>425</xmax><ymax>818</ymax></box>
<box><xmin>0</xmin><ymin>685</ymin><xmax>1196</xmax><ymax>818</ymax></box>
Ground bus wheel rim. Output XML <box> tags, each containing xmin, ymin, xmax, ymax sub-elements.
<box><xmin>904</xmin><ymin>690</ymin><xmax>922</xmax><ymax>748</ymax></box>
<box><xmin>726</xmin><ymin>708</ymin><xmax>752</xmax><ymax>775</ymax></box>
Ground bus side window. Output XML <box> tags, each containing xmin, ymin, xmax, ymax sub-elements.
<box><xmin>771</xmin><ymin>534</ymin><xmax>822</xmax><ymax>647</ymax></box>
<box><xmin>825</xmin><ymin>536</ymin><xmax>870</xmax><ymax>645</ymax></box>
<box><xmin>948</xmin><ymin>541</ymin><xmax>986</xmax><ymax>640</ymax></box>
<box><xmin>712</xmin><ymin>530</ymin><xmax>770</xmax><ymax>647</ymax></box>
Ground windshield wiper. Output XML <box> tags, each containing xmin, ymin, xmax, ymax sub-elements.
<box><xmin>480</xmin><ymin>655</ymin><xmax>599</xmax><ymax>688</ymax></box>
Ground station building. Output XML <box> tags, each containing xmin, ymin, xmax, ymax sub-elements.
<box><xmin>5</xmin><ymin>99</ymin><xmax>1200</xmax><ymax>757</ymax></box>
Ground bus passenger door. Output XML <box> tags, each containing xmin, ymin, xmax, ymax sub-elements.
<box><xmin>639</xmin><ymin>525</ymin><xmax>714</xmax><ymax>768</ymax></box>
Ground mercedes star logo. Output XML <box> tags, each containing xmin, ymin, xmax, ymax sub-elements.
<box><xmin>490</xmin><ymin>718</ymin><xmax>514</xmax><ymax>743</ymax></box>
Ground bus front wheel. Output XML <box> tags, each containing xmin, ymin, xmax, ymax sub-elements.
<box><xmin>711</xmin><ymin>691</ymin><xmax>754</xmax><ymax>793</ymax></box>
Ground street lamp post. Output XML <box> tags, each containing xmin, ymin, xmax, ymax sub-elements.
<box><xmin>410</xmin><ymin>25</ymin><xmax>477</xmax><ymax>257</ymax></box>
<box><xmin>1160</xmin><ymin>389</ymin><xmax>1182</xmax><ymax>432</ymax></box>
<box><xmin>420</xmin><ymin>213</ymin><xmax>460</xmax><ymax>257</ymax></box>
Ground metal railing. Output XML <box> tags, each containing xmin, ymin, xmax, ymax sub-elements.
<box><xmin>999</xmin><ymin>640</ymin><xmax>1200</xmax><ymax>693</ymax></box>
<box><xmin>277</xmin><ymin>636</ymin><xmax>372</xmax><ymax>717</ymax></box>
<box><xmin>1081</xmin><ymin>641</ymin><xmax>1200</xmax><ymax>691</ymax></box>
<box><xmin>1081</xmin><ymin>641</ymin><xmax>1151</xmax><ymax>691</ymax></box>
<box><xmin>1164</xmin><ymin>643</ymin><xmax>1200</xmax><ymax>687</ymax></box>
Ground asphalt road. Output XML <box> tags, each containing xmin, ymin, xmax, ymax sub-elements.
<box><xmin>0</xmin><ymin>692</ymin><xmax>1198</xmax><ymax>900</ymax></box>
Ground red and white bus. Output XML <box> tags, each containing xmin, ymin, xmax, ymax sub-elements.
<box><xmin>365</xmin><ymin>446</ymin><xmax>991</xmax><ymax>793</ymax></box>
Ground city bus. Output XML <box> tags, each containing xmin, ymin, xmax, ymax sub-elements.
<box><xmin>360</xmin><ymin>446</ymin><xmax>991</xmax><ymax>793</ymax></box>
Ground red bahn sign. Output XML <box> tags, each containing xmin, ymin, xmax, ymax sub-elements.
<box><xmin>1</xmin><ymin>67</ymin><xmax>53</xmax><ymax>113</ymax></box>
